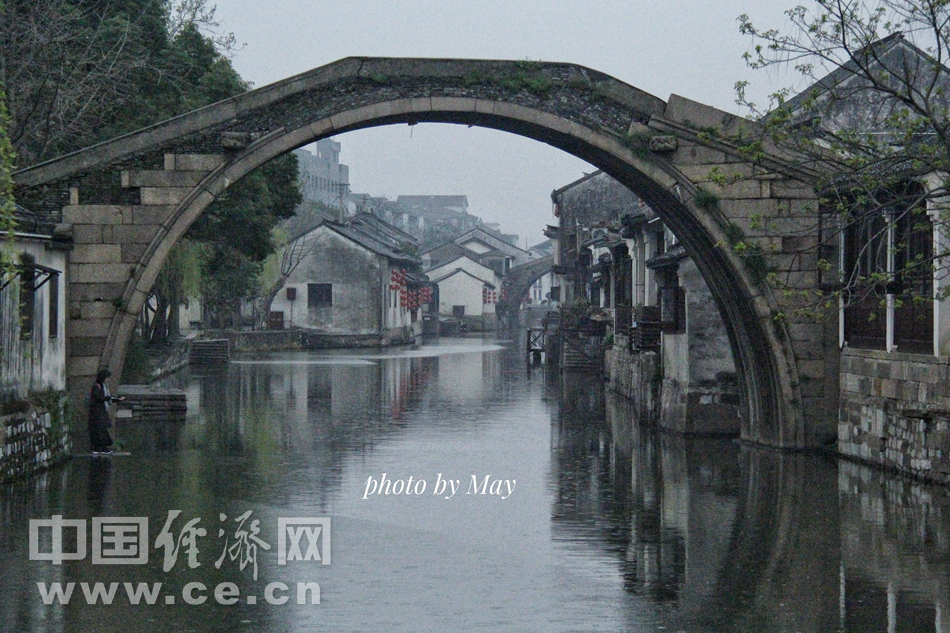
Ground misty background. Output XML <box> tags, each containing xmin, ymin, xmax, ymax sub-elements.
<box><xmin>214</xmin><ymin>0</ymin><xmax>796</xmax><ymax>245</ymax></box>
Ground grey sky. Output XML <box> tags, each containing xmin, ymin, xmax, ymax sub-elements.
<box><xmin>214</xmin><ymin>1</ymin><xmax>796</xmax><ymax>245</ymax></box>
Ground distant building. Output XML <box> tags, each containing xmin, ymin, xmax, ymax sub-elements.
<box><xmin>426</xmin><ymin>253</ymin><xmax>500</xmax><ymax>331</ymax></box>
<box><xmin>294</xmin><ymin>139</ymin><xmax>350</xmax><ymax>209</ymax></box>
<box><xmin>449</xmin><ymin>226</ymin><xmax>525</xmax><ymax>277</ymax></box>
<box><xmin>478</xmin><ymin>222</ymin><xmax>519</xmax><ymax>247</ymax></box>
<box><xmin>421</xmin><ymin>226</ymin><xmax>526</xmax><ymax>283</ymax></box>
<box><xmin>420</xmin><ymin>227</ymin><xmax>525</xmax><ymax>331</ymax></box>
<box><xmin>268</xmin><ymin>215</ymin><xmax>425</xmax><ymax>347</ymax></box>
<box><xmin>371</xmin><ymin>195</ymin><xmax>477</xmax><ymax>248</ymax></box>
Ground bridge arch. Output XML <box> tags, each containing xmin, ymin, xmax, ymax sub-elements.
<box><xmin>497</xmin><ymin>254</ymin><xmax>554</xmax><ymax>321</ymax></box>
<box><xmin>12</xmin><ymin>57</ymin><xmax>828</xmax><ymax>448</ymax></box>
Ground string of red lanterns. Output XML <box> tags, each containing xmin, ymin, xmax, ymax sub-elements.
<box><xmin>390</xmin><ymin>268</ymin><xmax>434</xmax><ymax>310</ymax></box>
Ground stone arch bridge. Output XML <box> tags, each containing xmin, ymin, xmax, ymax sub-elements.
<box><xmin>498</xmin><ymin>254</ymin><xmax>554</xmax><ymax>320</ymax></box>
<box><xmin>12</xmin><ymin>57</ymin><xmax>830</xmax><ymax>449</ymax></box>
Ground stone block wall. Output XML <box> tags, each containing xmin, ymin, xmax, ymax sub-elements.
<box><xmin>839</xmin><ymin>348</ymin><xmax>950</xmax><ymax>483</ymax></box>
<box><xmin>607</xmin><ymin>336</ymin><xmax>738</xmax><ymax>434</ymax></box>
<box><xmin>0</xmin><ymin>404</ymin><xmax>70</xmax><ymax>483</ymax></box>
<box><xmin>605</xmin><ymin>337</ymin><xmax>659</xmax><ymax>423</ymax></box>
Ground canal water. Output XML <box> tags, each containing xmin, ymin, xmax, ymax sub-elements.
<box><xmin>2</xmin><ymin>338</ymin><xmax>950</xmax><ymax>632</ymax></box>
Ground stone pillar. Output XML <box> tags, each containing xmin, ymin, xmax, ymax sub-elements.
<box><xmin>63</xmin><ymin>154</ymin><xmax>221</xmax><ymax>397</ymax></box>
<box><xmin>929</xmin><ymin>195</ymin><xmax>950</xmax><ymax>356</ymax></box>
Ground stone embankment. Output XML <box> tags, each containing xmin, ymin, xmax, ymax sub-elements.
<box><xmin>839</xmin><ymin>348</ymin><xmax>950</xmax><ymax>484</ymax></box>
<box><xmin>0</xmin><ymin>398</ymin><xmax>70</xmax><ymax>484</ymax></box>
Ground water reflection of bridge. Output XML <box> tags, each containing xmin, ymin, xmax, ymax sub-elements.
<box><xmin>552</xmin><ymin>380</ymin><xmax>950</xmax><ymax>632</ymax></box>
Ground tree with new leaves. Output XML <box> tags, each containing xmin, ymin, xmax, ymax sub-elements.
<box><xmin>737</xmin><ymin>1</ymin><xmax>950</xmax><ymax>345</ymax></box>
<box><xmin>0</xmin><ymin>0</ymin><xmax>17</xmax><ymax>273</ymax></box>
<box><xmin>3</xmin><ymin>0</ymin><xmax>300</xmax><ymax>339</ymax></box>
<box><xmin>0</xmin><ymin>0</ymin><xmax>237</xmax><ymax>164</ymax></box>
<box><xmin>0</xmin><ymin>89</ymin><xmax>15</xmax><ymax>274</ymax></box>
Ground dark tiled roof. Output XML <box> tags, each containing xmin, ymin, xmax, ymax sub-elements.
<box><xmin>430</xmin><ymin>267</ymin><xmax>496</xmax><ymax>288</ymax></box>
<box><xmin>12</xmin><ymin>204</ymin><xmax>55</xmax><ymax>236</ymax></box>
<box><xmin>551</xmin><ymin>170</ymin><xmax>602</xmax><ymax>199</ymax></box>
<box><xmin>453</xmin><ymin>226</ymin><xmax>526</xmax><ymax>255</ymax></box>
<box><xmin>645</xmin><ymin>244</ymin><xmax>688</xmax><ymax>269</ymax></box>
<box><xmin>784</xmin><ymin>33</ymin><xmax>915</xmax><ymax>114</ymax></box>
<box><xmin>324</xmin><ymin>222</ymin><xmax>418</xmax><ymax>264</ymax></box>
<box><xmin>349</xmin><ymin>212</ymin><xmax>419</xmax><ymax>247</ymax></box>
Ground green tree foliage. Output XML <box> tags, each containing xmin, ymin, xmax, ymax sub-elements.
<box><xmin>0</xmin><ymin>87</ymin><xmax>15</xmax><ymax>273</ymax></box>
<box><xmin>2</xmin><ymin>0</ymin><xmax>301</xmax><ymax>338</ymax></box>
<box><xmin>0</xmin><ymin>0</ymin><xmax>242</xmax><ymax>162</ymax></box>
<box><xmin>1</xmin><ymin>0</ymin><xmax>168</xmax><ymax>164</ymax></box>
<box><xmin>190</xmin><ymin>154</ymin><xmax>300</xmax><ymax>262</ymax></box>
<box><xmin>198</xmin><ymin>245</ymin><xmax>262</xmax><ymax>329</ymax></box>
<box><xmin>156</xmin><ymin>20</ymin><xmax>299</xmax><ymax>332</ymax></box>
<box><xmin>190</xmin><ymin>153</ymin><xmax>300</xmax><ymax>329</ymax></box>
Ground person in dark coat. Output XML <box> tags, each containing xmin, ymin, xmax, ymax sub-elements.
<box><xmin>88</xmin><ymin>369</ymin><xmax>122</xmax><ymax>455</ymax></box>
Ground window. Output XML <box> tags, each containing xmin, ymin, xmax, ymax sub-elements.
<box><xmin>892</xmin><ymin>206</ymin><xmax>934</xmax><ymax>353</ymax></box>
<box><xmin>843</xmin><ymin>206</ymin><xmax>888</xmax><ymax>349</ymax></box>
<box><xmin>842</xmin><ymin>184</ymin><xmax>933</xmax><ymax>353</ymax></box>
<box><xmin>307</xmin><ymin>283</ymin><xmax>332</xmax><ymax>308</ymax></box>
<box><xmin>660</xmin><ymin>284</ymin><xmax>686</xmax><ymax>334</ymax></box>
<box><xmin>48</xmin><ymin>274</ymin><xmax>59</xmax><ymax>339</ymax></box>
<box><xmin>19</xmin><ymin>254</ymin><xmax>35</xmax><ymax>340</ymax></box>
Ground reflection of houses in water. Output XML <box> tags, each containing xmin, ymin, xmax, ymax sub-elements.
<box><xmin>180</xmin><ymin>354</ymin><xmax>436</xmax><ymax>456</ymax></box>
<box><xmin>624</xmin><ymin>419</ymin><xmax>741</xmax><ymax>608</ymax></box>
<box><xmin>178</xmin><ymin>345</ymin><xmax>512</xmax><ymax>469</ymax></box>
<box><xmin>552</xmin><ymin>388</ymin><xmax>950</xmax><ymax>631</ymax></box>
<box><xmin>435</xmin><ymin>349</ymin><xmax>499</xmax><ymax>403</ymax></box>
<box><xmin>549</xmin><ymin>383</ymin><xmax>633</xmax><ymax>582</ymax></box>
<box><xmin>838</xmin><ymin>460</ymin><xmax>950</xmax><ymax>632</ymax></box>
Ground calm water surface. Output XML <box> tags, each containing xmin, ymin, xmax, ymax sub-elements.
<box><xmin>1</xmin><ymin>337</ymin><xmax>949</xmax><ymax>632</ymax></box>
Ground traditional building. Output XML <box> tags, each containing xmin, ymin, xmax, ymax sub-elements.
<box><xmin>780</xmin><ymin>33</ymin><xmax>950</xmax><ymax>479</ymax></box>
<box><xmin>426</xmin><ymin>252</ymin><xmax>500</xmax><ymax>331</ymax></box>
<box><xmin>449</xmin><ymin>225</ymin><xmax>525</xmax><ymax>277</ymax></box>
<box><xmin>551</xmin><ymin>171</ymin><xmax>739</xmax><ymax>432</ymax></box>
<box><xmin>430</xmin><ymin>267</ymin><xmax>497</xmax><ymax>325</ymax></box>
<box><xmin>420</xmin><ymin>227</ymin><xmax>523</xmax><ymax>332</ymax></box>
<box><xmin>0</xmin><ymin>204</ymin><xmax>71</xmax><ymax>482</ymax></box>
<box><xmin>268</xmin><ymin>216</ymin><xmax>424</xmax><ymax>347</ymax></box>
<box><xmin>1</xmin><ymin>205</ymin><xmax>68</xmax><ymax>399</ymax></box>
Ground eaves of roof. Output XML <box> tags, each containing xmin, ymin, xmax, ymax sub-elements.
<box><xmin>430</xmin><ymin>267</ymin><xmax>496</xmax><ymax>288</ymax></box>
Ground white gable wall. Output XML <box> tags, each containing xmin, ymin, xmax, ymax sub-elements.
<box><xmin>428</xmin><ymin>256</ymin><xmax>500</xmax><ymax>288</ymax></box>
<box><xmin>437</xmin><ymin>272</ymin><xmax>491</xmax><ymax>317</ymax></box>
<box><xmin>270</xmin><ymin>226</ymin><xmax>383</xmax><ymax>333</ymax></box>
<box><xmin>459</xmin><ymin>238</ymin><xmax>492</xmax><ymax>254</ymax></box>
